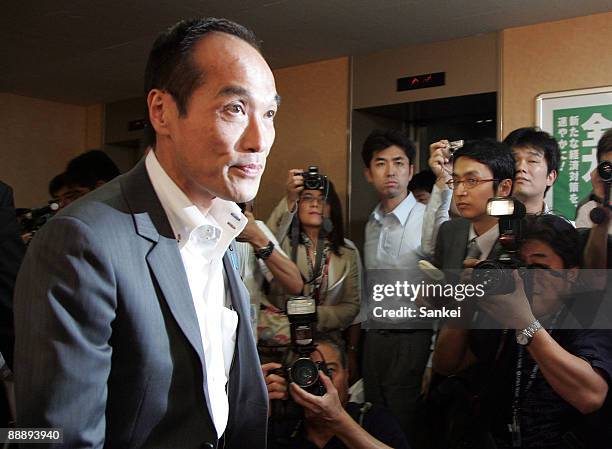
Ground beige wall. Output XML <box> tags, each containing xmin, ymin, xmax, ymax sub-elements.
<box><xmin>500</xmin><ymin>12</ymin><xmax>612</xmax><ymax>136</ymax></box>
<box><xmin>256</xmin><ymin>57</ymin><xmax>350</xmax><ymax>220</ymax></box>
<box><xmin>353</xmin><ymin>33</ymin><xmax>498</xmax><ymax>109</ymax></box>
<box><xmin>0</xmin><ymin>93</ymin><xmax>103</xmax><ymax>207</ymax></box>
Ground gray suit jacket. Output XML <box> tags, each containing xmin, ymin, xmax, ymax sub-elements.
<box><xmin>14</xmin><ymin>160</ymin><xmax>268</xmax><ymax>449</ymax></box>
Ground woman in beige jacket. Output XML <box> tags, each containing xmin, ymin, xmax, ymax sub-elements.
<box><xmin>265</xmin><ymin>170</ymin><xmax>362</xmax><ymax>342</ymax></box>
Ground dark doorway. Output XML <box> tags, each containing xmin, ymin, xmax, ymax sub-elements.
<box><xmin>348</xmin><ymin>92</ymin><xmax>497</xmax><ymax>250</ymax></box>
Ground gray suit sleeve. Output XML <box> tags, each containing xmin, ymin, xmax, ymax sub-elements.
<box><xmin>14</xmin><ymin>216</ymin><xmax>116</xmax><ymax>449</ymax></box>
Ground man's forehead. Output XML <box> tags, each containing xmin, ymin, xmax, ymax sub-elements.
<box><xmin>312</xmin><ymin>344</ymin><xmax>341</xmax><ymax>364</ymax></box>
<box><xmin>373</xmin><ymin>145</ymin><xmax>409</xmax><ymax>160</ymax></box>
<box><xmin>513</xmin><ymin>146</ymin><xmax>544</xmax><ymax>157</ymax></box>
<box><xmin>453</xmin><ymin>157</ymin><xmax>492</xmax><ymax>177</ymax></box>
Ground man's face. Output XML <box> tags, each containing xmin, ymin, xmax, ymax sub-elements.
<box><xmin>310</xmin><ymin>343</ymin><xmax>348</xmax><ymax>406</ymax></box>
<box><xmin>53</xmin><ymin>185</ymin><xmax>91</xmax><ymax>209</ymax></box>
<box><xmin>520</xmin><ymin>239</ymin><xmax>576</xmax><ymax>317</ymax></box>
<box><xmin>512</xmin><ymin>146</ymin><xmax>556</xmax><ymax>202</ymax></box>
<box><xmin>452</xmin><ymin>157</ymin><xmax>505</xmax><ymax>220</ymax></box>
<box><xmin>364</xmin><ymin>145</ymin><xmax>413</xmax><ymax>200</ymax></box>
<box><xmin>412</xmin><ymin>189</ymin><xmax>431</xmax><ymax>204</ymax></box>
<box><xmin>151</xmin><ymin>33</ymin><xmax>279</xmax><ymax>206</ymax></box>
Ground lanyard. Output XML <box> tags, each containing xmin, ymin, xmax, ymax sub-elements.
<box><xmin>306</xmin><ymin>243</ymin><xmax>332</xmax><ymax>304</ymax></box>
<box><xmin>510</xmin><ymin>309</ymin><xmax>563</xmax><ymax>448</ymax></box>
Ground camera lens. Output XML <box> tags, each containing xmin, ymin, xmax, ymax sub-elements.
<box><xmin>598</xmin><ymin>160</ymin><xmax>612</xmax><ymax>183</ymax></box>
<box><xmin>289</xmin><ymin>358</ymin><xmax>319</xmax><ymax>388</ymax></box>
<box><xmin>472</xmin><ymin>260</ymin><xmax>516</xmax><ymax>295</ymax></box>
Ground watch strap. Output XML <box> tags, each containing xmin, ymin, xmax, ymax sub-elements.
<box><xmin>255</xmin><ymin>240</ymin><xmax>275</xmax><ymax>260</ymax></box>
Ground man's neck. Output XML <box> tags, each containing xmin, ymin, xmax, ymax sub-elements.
<box><xmin>519</xmin><ymin>195</ymin><xmax>546</xmax><ymax>214</ymax></box>
<box><xmin>154</xmin><ymin>145</ymin><xmax>215</xmax><ymax>214</ymax></box>
<box><xmin>380</xmin><ymin>192</ymin><xmax>407</xmax><ymax>214</ymax></box>
<box><xmin>472</xmin><ymin>215</ymin><xmax>498</xmax><ymax>236</ymax></box>
<box><xmin>305</xmin><ymin>420</ymin><xmax>336</xmax><ymax>448</ymax></box>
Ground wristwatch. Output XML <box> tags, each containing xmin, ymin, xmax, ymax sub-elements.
<box><xmin>254</xmin><ymin>240</ymin><xmax>275</xmax><ymax>260</ymax></box>
<box><xmin>516</xmin><ymin>319</ymin><xmax>542</xmax><ymax>346</ymax></box>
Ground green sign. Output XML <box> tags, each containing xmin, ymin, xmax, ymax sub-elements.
<box><xmin>552</xmin><ymin>105</ymin><xmax>612</xmax><ymax>218</ymax></box>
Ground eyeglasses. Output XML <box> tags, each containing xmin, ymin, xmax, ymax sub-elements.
<box><xmin>446</xmin><ymin>177</ymin><xmax>499</xmax><ymax>190</ymax></box>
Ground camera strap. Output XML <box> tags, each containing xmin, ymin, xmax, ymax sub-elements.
<box><xmin>510</xmin><ymin>308</ymin><xmax>563</xmax><ymax>447</ymax></box>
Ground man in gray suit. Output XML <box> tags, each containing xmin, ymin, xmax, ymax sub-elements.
<box><xmin>14</xmin><ymin>18</ymin><xmax>279</xmax><ymax>449</ymax></box>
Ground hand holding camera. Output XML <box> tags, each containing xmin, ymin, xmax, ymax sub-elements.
<box><xmin>429</xmin><ymin>140</ymin><xmax>463</xmax><ymax>185</ymax></box>
<box><xmin>289</xmin><ymin>369</ymin><xmax>346</xmax><ymax>427</ymax></box>
<box><xmin>286</xmin><ymin>168</ymin><xmax>305</xmax><ymax>211</ymax></box>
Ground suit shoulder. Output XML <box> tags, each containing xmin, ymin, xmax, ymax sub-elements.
<box><xmin>54</xmin><ymin>178</ymin><xmax>129</xmax><ymax>231</ymax></box>
<box><xmin>440</xmin><ymin>217</ymin><xmax>469</xmax><ymax>233</ymax></box>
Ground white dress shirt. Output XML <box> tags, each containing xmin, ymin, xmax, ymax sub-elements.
<box><xmin>468</xmin><ymin>223</ymin><xmax>500</xmax><ymax>261</ymax></box>
<box><xmin>364</xmin><ymin>192</ymin><xmax>425</xmax><ymax>269</ymax></box>
<box><xmin>146</xmin><ymin>151</ymin><xmax>246</xmax><ymax>438</ymax></box>
<box><xmin>576</xmin><ymin>200</ymin><xmax>612</xmax><ymax>234</ymax></box>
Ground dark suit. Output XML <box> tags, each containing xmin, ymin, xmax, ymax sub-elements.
<box><xmin>0</xmin><ymin>181</ymin><xmax>25</xmax><ymax>428</ymax></box>
<box><xmin>14</xmin><ymin>161</ymin><xmax>268</xmax><ymax>449</ymax></box>
<box><xmin>433</xmin><ymin>217</ymin><xmax>503</xmax><ymax>270</ymax></box>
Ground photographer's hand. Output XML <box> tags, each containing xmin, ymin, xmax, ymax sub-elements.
<box><xmin>291</xmin><ymin>371</ymin><xmax>394</xmax><ymax>449</ymax></box>
<box><xmin>429</xmin><ymin>140</ymin><xmax>453</xmax><ymax>188</ymax></box>
<box><xmin>236</xmin><ymin>211</ymin><xmax>269</xmax><ymax>248</ymax></box>
<box><xmin>478</xmin><ymin>271</ymin><xmax>536</xmax><ymax>330</ymax></box>
<box><xmin>262</xmin><ymin>362</ymin><xmax>288</xmax><ymax>401</ymax></box>
<box><xmin>286</xmin><ymin>168</ymin><xmax>305</xmax><ymax>212</ymax></box>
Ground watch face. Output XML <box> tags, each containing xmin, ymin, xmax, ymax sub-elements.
<box><xmin>516</xmin><ymin>332</ymin><xmax>530</xmax><ymax>346</ymax></box>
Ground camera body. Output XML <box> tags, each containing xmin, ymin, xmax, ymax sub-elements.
<box><xmin>271</xmin><ymin>297</ymin><xmax>329</xmax><ymax>396</ymax></box>
<box><xmin>471</xmin><ymin>197</ymin><xmax>527</xmax><ymax>295</ymax></box>
<box><xmin>16</xmin><ymin>202</ymin><xmax>60</xmax><ymax>239</ymax></box>
<box><xmin>300</xmin><ymin>166</ymin><xmax>328</xmax><ymax>191</ymax></box>
<box><xmin>447</xmin><ymin>140</ymin><xmax>464</xmax><ymax>156</ymax></box>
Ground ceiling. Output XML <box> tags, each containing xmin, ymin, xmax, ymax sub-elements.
<box><xmin>2</xmin><ymin>0</ymin><xmax>611</xmax><ymax>106</ymax></box>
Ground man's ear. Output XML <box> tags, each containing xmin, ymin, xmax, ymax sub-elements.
<box><xmin>546</xmin><ymin>169</ymin><xmax>558</xmax><ymax>187</ymax></box>
<box><xmin>147</xmin><ymin>89</ymin><xmax>174</xmax><ymax>139</ymax></box>
<box><xmin>363</xmin><ymin>167</ymin><xmax>373</xmax><ymax>184</ymax></box>
<box><xmin>567</xmin><ymin>267</ymin><xmax>579</xmax><ymax>284</ymax></box>
<box><xmin>407</xmin><ymin>164</ymin><xmax>414</xmax><ymax>182</ymax></box>
<box><xmin>496</xmin><ymin>179</ymin><xmax>513</xmax><ymax>197</ymax></box>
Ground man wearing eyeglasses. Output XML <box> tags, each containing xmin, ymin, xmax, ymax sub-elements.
<box><xmin>426</xmin><ymin>139</ymin><xmax>515</xmax><ymax>271</ymax></box>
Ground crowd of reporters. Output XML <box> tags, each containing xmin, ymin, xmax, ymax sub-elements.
<box><xmin>1</xmin><ymin>127</ymin><xmax>612</xmax><ymax>449</ymax></box>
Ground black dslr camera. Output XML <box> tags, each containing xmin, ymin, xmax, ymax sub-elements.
<box><xmin>272</xmin><ymin>297</ymin><xmax>329</xmax><ymax>396</ymax></box>
<box><xmin>589</xmin><ymin>160</ymin><xmax>612</xmax><ymax>224</ymax></box>
<box><xmin>16</xmin><ymin>201</ymin><xmax>60</xmax><ymax>239</ymax></box>
<box><xmin>300</xmin><ymin>166</ymin><xmax>328</xmax><ymax>191</ymax></box>
<box><xmin>471</xmin><ymin>197</ymin><xmax>528</xmax><ymax>295</ymax></box>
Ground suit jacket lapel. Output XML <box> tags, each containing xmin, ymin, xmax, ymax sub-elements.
<box><xmin>120</xmin><ymin>159</ymin><xmax>207</xmax><ymax>371</ymax></box>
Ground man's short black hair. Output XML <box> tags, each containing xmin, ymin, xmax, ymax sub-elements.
<box><xmin>597</xmin><ymin>128</ymin><xmax>612</xmax><ymax>162</ymax></box>
<box><xmin>408</xmin><ymin>170</ymin><xmax>436</xmax><ymax>193</ymax></box>
<box><xmin>503</xmin><ymin>127</ymin><xmax>560</xmax><ymax>176</ymax></box>
<box><xmin>65</xmin><ymin>150</ymin><xmax>120</xmax><ymax>190</ymax></box>
<box><xmin>521</xmin><ymin>214</ymin><xmax>580</xmax><ymax>268</ymax></box>
<box><xmin>314</xmin><ymin>333</ymin><xmax>347</xmax><ymax>369</ymax></box>
<box><xmin>48</xmin><ymin>172</ymin><xmax>68</xmax><ymax>197</ymax></box>
<box><xmin>452</xmin><ymin>139</ymin><xmax>515</xmax><ymax>191</ymax></box>
<box><xmin>143</xmin><ymin>18</ymin><xmax>261</xmax><ymax>147</ymax></box>
<box><xmin>361</xmin><ymin>129</ymin><xmax>416</xmax><ymax>167</ymax></box>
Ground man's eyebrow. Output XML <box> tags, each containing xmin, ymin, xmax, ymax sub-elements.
<box><xmin>452</xmin><ymin>170</ymin><xmax>481</xmax><ymax>177</ymax></box>
<box><xmin>218</xmin><ymin>85</ymin><xmax>249</xmax><ymax>98</ymax></box>
<box><xmin>515</xmin><ymin>149</ymin><xmax>544</xmax><ymax>157</ymax></box>
<box><xmin>217</xmin><ymin>86</ymin><xmax>281</xmax><ymax>107</ymax></box>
